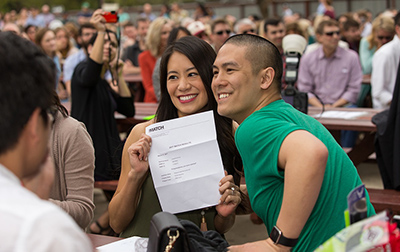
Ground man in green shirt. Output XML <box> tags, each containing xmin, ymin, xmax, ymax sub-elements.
<box><xmin>211</xmin><ymin>34</ymin><xmax>375</xmax><ymax>251</ymax></box>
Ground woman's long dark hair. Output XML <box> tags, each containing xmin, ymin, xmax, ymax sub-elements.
<box><xmin>157</xmin><ymin>36</ymin><xmax>242</xmax><ymax>185</ymax></box>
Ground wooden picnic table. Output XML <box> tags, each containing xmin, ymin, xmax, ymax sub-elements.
<box><xmin>87</xmin><ymin>233</ymin><xmax>122</xmax><ymax>249</ymax></box>
<box><xmin>308</xmin><ymin>106</ymin><xmax>382</xmax><ymax>166</ymax></box>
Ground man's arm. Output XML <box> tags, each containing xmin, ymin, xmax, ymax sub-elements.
<box><xmin>340</xmin><ymin>53</ymin><xmax>362</xmax><ymax>105</ymax></box>
<box><xmin>275</xmin><ymin>130</ymin><xmax>327</xmax><ymax>242</ymax></box>
<box><xmin>122</xmin><ymin>59</ymin><xmax>141</xmax><ymax>75</ymax></box>
<box><xmin>371</xmin><ymin>50</ymin><xmax>393</xmax><ymax>108</ymax></box>
<box><xmin>229</xmin><ymin>130</ymin><xmax>328</xmax><ymax>252</ymax></box>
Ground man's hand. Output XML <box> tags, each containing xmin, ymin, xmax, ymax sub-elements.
<box><xmin>22</xmin><ymin>155</ymin><xmax>55</xmax><ymax>200</ymax></box>
<box><xmin>229</xmin><ymin>239</ymin><xmax>292</xmax><ymax>252</ymax></box>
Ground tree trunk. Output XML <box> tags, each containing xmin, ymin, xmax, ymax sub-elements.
<box><xmin>257</xmin><ymin>0</ymin><xmax>273</xmax><ymax>18</ymax></box>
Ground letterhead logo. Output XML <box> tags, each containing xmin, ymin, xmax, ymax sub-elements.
<box><xmin>148</xmin><ymin>125</ymin><xmax>165</xmax><ymax>132</ymax></box>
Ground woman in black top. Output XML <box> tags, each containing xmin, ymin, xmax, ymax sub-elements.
<box><xmin>71</xmin><ymin>9</ymin><xmax>134</xmax><ymax>181</ymax></box>
<box><xmin>71</xmin><ymin>9</ymin><xmax>134</xmax><ymax>235</ymax></box>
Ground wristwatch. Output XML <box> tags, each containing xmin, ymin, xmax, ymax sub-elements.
<box><xmin>269</xmin><ymin>225</ymin><xmax>298</xmax><ymax>247</ymax></box>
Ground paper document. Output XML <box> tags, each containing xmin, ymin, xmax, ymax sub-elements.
<box><xmin>96</xmin><ymin>237</ymin><xmax>148</xmax><ymax>252</ymax></box>
<box><xmin>312</xmin><ymin>110</ymin><xmax>368</xmax><ymax>119</ymax></box>
<box><xmin>146</xmin><ymin>111</ymin><xmax>225</xmax><ymax>214</ymax></box>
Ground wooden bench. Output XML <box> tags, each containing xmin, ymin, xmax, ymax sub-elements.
<box><xmin>94</xmin><ymin>180</ymin><xmax>118</xmax><ymax>191</ymax></box>
<box><xmin>367</xmin><ymin>188</ymin><xmax>400</xmax><ymax>215</ymax></box>
<box><xmin>343</xmin><ymin>147</ymin><xmax>376</xmax><ymax>163</ymax></box>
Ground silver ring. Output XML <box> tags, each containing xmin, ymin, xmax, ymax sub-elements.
<box><xmin>231</xmin><ymin>186</ymin><xmax>235</xmax><ymax>195</ymax></box>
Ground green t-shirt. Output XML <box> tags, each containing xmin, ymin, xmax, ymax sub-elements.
<box><xmin>235</xmin><ymin>100</ymin><xmax>375</xmax><ymax>251</ymax></box>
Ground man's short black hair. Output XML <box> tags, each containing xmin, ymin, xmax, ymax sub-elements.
<box><xmin>78</xmin><ymin>22</ymin><xmax>95</xmax><ymax>36</ymax></box>
<box><xmin>264</xmin><ymin>18</ymin><xmax>283</xmax><ymax>33</ymax></box>
<box><xmin>224</xmin><ymin>34</ymin><xmax>283</xmax><ymax>91</ymax></box>
<box><xmin>0</xmin><ymin>32</ymin><xmax>54</xmax><ymax>154</ymax></box>
<box><xmin>343</xmin><ymin>18</ymin><xmax>360</xmax><ymax>31</ymax></box>
<box><xmin>394</xmin><ymin>11</ymin><xmax>400</xmax><ymax>27</ymax></box>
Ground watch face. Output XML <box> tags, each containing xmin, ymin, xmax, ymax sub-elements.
<box><xmin>270</xmin><ymin>226</ymin><xmax>299</xmax><ymax>247</ymax></box>
<box><xmin>270</xmin><ymin>226</ymin><xmax>282</xmax><ymax>244</ymax></box>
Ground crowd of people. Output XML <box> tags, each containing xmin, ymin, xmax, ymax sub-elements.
<box><xmin>1</xmin><ymin>1</ymin><xmax>399</xmax><ymax>251</ymax></box>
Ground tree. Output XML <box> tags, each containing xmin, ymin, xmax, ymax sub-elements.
<box><xmin>257</xmin><ymin>0</ymin><xmax>273</xmax><ymax>18</ymax></box>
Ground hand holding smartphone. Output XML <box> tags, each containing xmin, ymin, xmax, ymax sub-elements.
<box><xmin>102</xmin><ymin>11</ymin><xmax>118</xmax><ymax>23</ymax></box>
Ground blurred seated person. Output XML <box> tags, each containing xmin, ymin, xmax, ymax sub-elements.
<box><xmin>234</xmin><ymin>18</ymin><xmax>257</xmax><ymax>35</ymax></box>
<box><xmin>77</xmin><ymin>2</ymin><xmax>92</xmax><ymax>25</ymax></box>
<box><xmin>71</xmin><ymin>9</ymin><xmax>135</xmax><ymax>235</ymax></box>
<box><xmin>298</xmin><ymin>20</ymin><xmax>362</xmax><ymax>147</ymax></box>
<box><xmin>371</xmin><ymin>12</ymin><xmax>400</xmax><ymax>109</ymax></box>
<box><xmin>298</xmin><ymin>20</ymin><xmax>362</xmax><ymax>109</ymax></box>
<box><xmin>285</xmin><ymin>21</ymin><xmax>308</xmax><ymax>39</ymax></box>
<box><xmin>262</xmin><ymin>18</ymin><xmax>286</xmax><ymax>54</ymax></box>
<box><xmin>210</xmin><ymin>18</ymin><xmax>232</xmax><ymax>52</ymax></box>
<box><xmin>187</xmin><ymin>21</ymin><xmax>211</xmax><ymax>43</ymax></box>
<box><xmin>341</xmin><ymin>18</ymin><xmax>361</xmax><ymax>53</ymax></box>
<box><xmin>360</xmin><ymin>15</ymin><xmax>395</xmax><ymax>75</ymax></box>
<box><xmin>304</xmin><ymin>16</ymin><xmax>349</xmax><ymax>55</ymax></box>
<box><xmin>48</xmin><ymin>90</ymin><xmax>95</xmax><ymax>229</ymax></box>
<box><xmin>34</xmin><ymin>28</ymin><xmax>63</xmax><ymax>99</ymax></box>
<box><xmin>358</xmin><ymin>9</ymin><xmax>372</xmax><ymax>37</ymax></box>
<box><xmin>170</xmin><ymin>2</ymin><xmax>189</xmax><ymax>25</ymax></box>
<box><xmin>24</xmin><ymin>24</ymin><xmax>38</xmax><ymax>42</ymax></box>
<box><xmin>138</xmin><ymin>17</ymin><xmax>172</xmax><ymax>103</ymax></box>
<box><xmin>122</xmin><ymin>18</ymin><xmax>149</xmax><ymax>76</ymax></box>
<box><xmin>55</xmin><ymin>26</ymin><xmax>79</xmax><ymax>65</ymax></box>
<box><xmin>2</xmin><ymin>22</ymin><xmax>21</xmax><ymax>35</ymax></box>
<box><xmin>63</xmin><ymin>23</ymin><xmax>96</xmax><ymax>97</ymax></box>
<box><xmin>121</xmin><ymin>22</ymin><xmax>137</xmax><ymax>50</ymax></box>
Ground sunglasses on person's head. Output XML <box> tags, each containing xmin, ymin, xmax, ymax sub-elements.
<box><xmin>215</xmin><ymin>30</ymin><xmax>231</xmax><ymax>35</ymax></box>
<box><xmin>377</xmin><ymin>36</ymin><xmax>392</xmax><ymax>40</ymax></box>
<box><xmin>242</xmin><ymin>29</ymin><xmax>255</xmax><ymax>34</ymax></box>
<box><xmin>324</xmin><ymin>31</ymin><xmax>340</xmax><ymax>36</ymax></box>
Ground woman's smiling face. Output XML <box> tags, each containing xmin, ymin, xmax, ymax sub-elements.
<box><xmin>166</xmin><ymin>52</ymin><xmax>208</xmax><ymax>117</ymax></box>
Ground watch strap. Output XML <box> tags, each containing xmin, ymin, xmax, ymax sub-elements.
<box><xmin>269</xmin><ymin>225</ymin><xmax>298</xmax><ymax>247</ymax></box>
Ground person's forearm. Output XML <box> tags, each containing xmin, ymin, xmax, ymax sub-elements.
<box><xmin>123</xmin><ymin>65</ymin><xmax>141</xmax><ymax>75</ymax></box>
<box><xmin>308</xmin><ymin>97</ymin><xmax>323</xmax><ymax>107</ymax></box>
<box><xmin>332</xmin><ymin>98</ymin><xmax>349</xmax><ymax>107</ymax></box>
<box><xmin>108</xmin><ymin>170</ymin><xmax>146</xmax><ymax>234</ymax></box>
<box><xmin>90</xmin><ymin>32</ymin><xmax>105</xmax><ymax>64</ymax></box>
<box><xmin>117</xmin><ymin>76</ymin><xmax>132</xmax><ymax>97</ymax></box>
<box><xmin>214</xmin><ymin>212</ymin><xmax>235</xmax><ymax>234</ymax></box>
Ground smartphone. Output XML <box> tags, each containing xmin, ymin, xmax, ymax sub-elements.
<box><xmin>102</xmin><ymin>11</ymin><xmax>118</xmax><ymax>23</ymax></box>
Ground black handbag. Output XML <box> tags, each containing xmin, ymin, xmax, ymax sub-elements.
<box><xmin>147</xmin><ymin>212</ymin><xmax>190</xmax><ymax>252</ymax></box>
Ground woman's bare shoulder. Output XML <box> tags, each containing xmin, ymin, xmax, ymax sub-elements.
<box><xmin>125</xmin><ymin>119</ymin><xmax>155</xmax><ymax>144</ymax></box>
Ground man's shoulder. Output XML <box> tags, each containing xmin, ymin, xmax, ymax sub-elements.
<box><xmin>64</xmin><ymin>50</ymin><xmax>85</xmax><ymax>66</ymax></box>
<box><xmin>1</xmin><ymin>183</ymin><xmax>90</xmax><ymax>251</ymax></box>
<box><xmin>334</xmin><ymin>46</ymin><xmax>359</xmax><ymax>62</ymax></box>
<box><xmin>241</xmin><ymin>102</ymin><xmax>290</xmax><ymax>125</ymax></box>
<box><xmin>301</xmin><ymin>45</ymin><xmax>320</xmax><ymax>61</ymax></box>
<box><xmin>375</xmin><ymin>38</ymin><xmax>400</xmax><ymax>57</ymax></box>
<box><xmin>127</xmin><ymin>42</ymin><xmax>141</xmax><ymax>53</ymax></box>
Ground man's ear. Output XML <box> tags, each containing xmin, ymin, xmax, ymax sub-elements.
<box><xmin>260</xmin><ymin>67</ymin><xmax>275</xmax><ymax>90</ymax></box>
<box><xmin>396</xmin><ymin>25</ymin><xmax>400</xmax><ymax>36</ymax></box>
<box><xmin>24</xmin><ymin>108</ymin><xmax>42</xmax><ymax>144</ymax></box>
<box><xmin>315</xmin><ymin>33</ymin><xmax>322</xmax><ymax>43</ymax></box>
